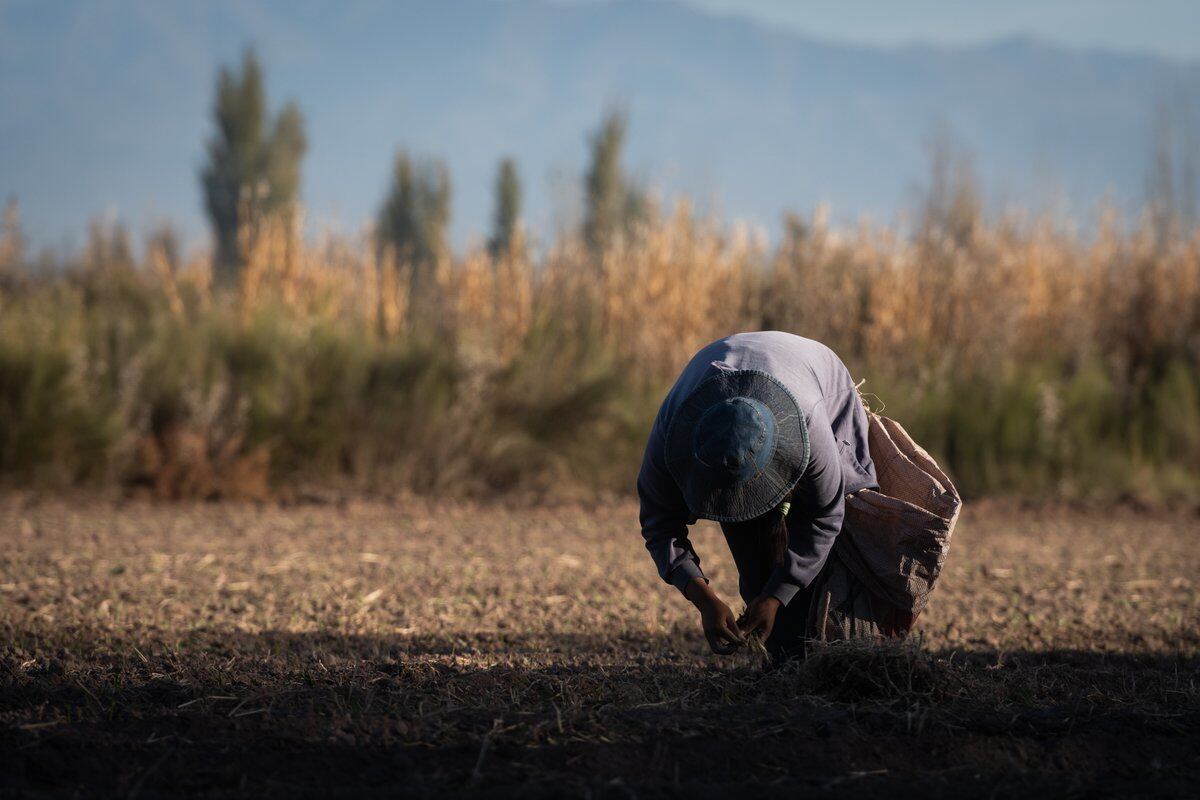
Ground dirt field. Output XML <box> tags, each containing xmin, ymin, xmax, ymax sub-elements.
<box><xmin>2</xmin><ymin>498</ymin><xmax>1198</xmax><ymax>798</ymax></box>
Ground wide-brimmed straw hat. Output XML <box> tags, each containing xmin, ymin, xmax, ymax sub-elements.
<box><xmin>665</xmin><ymin>369</ymin><xmax>809</xmax><ymax>522</ymax></box>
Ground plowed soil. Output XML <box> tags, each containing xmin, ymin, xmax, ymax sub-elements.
<box><xmin>2</xmin><ymin>498</ymin><xmax>1197</xmax><ymax>797</ymax></box>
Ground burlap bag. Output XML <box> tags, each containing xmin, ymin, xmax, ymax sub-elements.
<box><xmin>808</xmin><ymin>412</ymin><xmax>961</xmax><ymax>642</ymax></box>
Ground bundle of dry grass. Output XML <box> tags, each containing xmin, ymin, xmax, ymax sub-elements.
<box><xmin>786</xmin><ymin>638</ymin><xmax>964</xmax><ymax>703</ymax></box>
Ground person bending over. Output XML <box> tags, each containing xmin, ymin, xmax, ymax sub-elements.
<box><xmin>637</xmin><ymin>331</ymin><xmax>877</xmax><ymax>662</ymax></box>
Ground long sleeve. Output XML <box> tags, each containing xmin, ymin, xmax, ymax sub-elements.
<box><xmin>637</xmin><ymin>413</ymin><xmax>705</xmax><ymax>595</ymax></box>
<box><xmin>762</xmin><ymin>411</ymin><xmax>845</xmax><ymax>606</ymax></box>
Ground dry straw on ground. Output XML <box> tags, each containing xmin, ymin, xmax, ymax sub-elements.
<box><xmin>1</xmin><ymin>499</ymin><xmax>1197</xmax><ymax>796</ymax></box>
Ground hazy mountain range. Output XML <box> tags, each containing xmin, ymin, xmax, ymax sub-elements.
<box><xmin>2</xmin><ymin>0</ymin><xmax>1199</xmax><ymax>252</ymax></box>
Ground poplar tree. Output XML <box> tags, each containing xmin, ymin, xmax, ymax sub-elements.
<box><xmin>201</xmin><ymin>48</ymin><xmax>307</xmax><ymax>285</ymax></box>
<box><xmin>583</xmin><ymin>109</ymin><xmax>645</xmax><ymax>256</ymax></box>
<box><xmin>488</xmin><ymin>157</ymin><xmax>522</xmax><ymax>258</ymax></box>
<box><xmin>377</xmin><ymin>151</ymin><xmax>452</xmax><ymax>274</ymax></box>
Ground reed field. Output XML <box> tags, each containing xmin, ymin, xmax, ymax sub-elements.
<box><xmin>3</xmin><ymin>194</ymin><xmax>1200</xmax><ymax>796</ymax></box>
<box><xmin>2</xmin><ymin>198</ymin><xmax>1198</xmax><ymax>505</ymax></box>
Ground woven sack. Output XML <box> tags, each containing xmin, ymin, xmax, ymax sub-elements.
<box><xmin>809</xmin><ymin>413</ymin><xmax>961</xmax><ymax>641</ymax></box>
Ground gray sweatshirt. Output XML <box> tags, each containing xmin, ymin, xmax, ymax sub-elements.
<box><xmin>637</xmin><ymin>332</ymin><xmax>878</xmax><ymax>605</ymax></box>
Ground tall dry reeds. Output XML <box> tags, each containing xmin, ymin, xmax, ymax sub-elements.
<box><xmin>1</xmin><ymin>197</ymin><xmax>1197</xmax><ymax>503</ymax></box>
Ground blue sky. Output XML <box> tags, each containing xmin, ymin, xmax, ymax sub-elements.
<box><xmin>681</xmin><ymin>0</ymin><xmax>1200</xmax><ymax>61</ymax></box>
<box><xmin>2</xmin><ymin>0</ymin><xmax>1197</xmax><ymax>253</ymax></box>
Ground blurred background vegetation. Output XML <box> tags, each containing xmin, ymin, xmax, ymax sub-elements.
<box><xmin>1</xmin><ymin>48</ymin><xmax>1197</xmax><ymax>505</ymax></box>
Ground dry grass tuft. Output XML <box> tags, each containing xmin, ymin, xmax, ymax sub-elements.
<box><xmin>787</xmin><ymin>638</ymin><xmax>962</xmax><ymax>703</ymax></box>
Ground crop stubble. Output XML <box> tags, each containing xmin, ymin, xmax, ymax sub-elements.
<box><xmin>1</xmin><ymin>498</ymin><xmax>1198</xmax><ymax>797</ymax></box>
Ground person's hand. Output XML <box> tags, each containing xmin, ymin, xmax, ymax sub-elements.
<box><xmin>684</xmin><ymin>578</ymin><xmax>745</xmax><ymax>654</ymax></box>
<box><xmin>699</xmin><ymin>595</ymin><xmax>744</xmax><ymax>654</ymax></box>
<box><xmin>738</xmin><ymin>594</ymin><xmax>782</xmax><ymax>641</ymax></box>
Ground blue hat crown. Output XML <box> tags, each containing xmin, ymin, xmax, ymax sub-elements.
<box><xmin>692</xmin><ymin>396</ymin><xmax>777</xmax><ymax>480</ymax></box>
<box><xmin>664</xmin><ymin>369</ymin><xmax>809</xmax><ymax>523</ymax></box>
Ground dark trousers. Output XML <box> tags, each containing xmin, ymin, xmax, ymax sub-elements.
<box><xmin>720</xmin><ymin>521</ymin><xmax>815</xmax><ymax>663</ymax></box>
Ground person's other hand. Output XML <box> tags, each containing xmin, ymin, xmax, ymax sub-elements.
<box><xmin>737</xmin><ymin>594</ymin><xmax>781</xmax><ymax>641</ymax></box>
<box><xmin>683</xmin><ymin>577</ymin><xmax>745</xmax><ymax>654</ymax></box>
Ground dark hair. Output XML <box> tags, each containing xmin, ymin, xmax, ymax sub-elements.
<box><xmin>769</xmin><ymin>503</ymin><xmax>789</xmax><ymax>565</ymax></box>
<box><xmin>724</xmin><ymin>495</ymin><xmax>791</xmax><ymax>566</ymax></box>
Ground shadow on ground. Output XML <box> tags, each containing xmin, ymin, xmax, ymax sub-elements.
<box><xmin>3</xmin><ymin>629</ymin><xmax>1198</xmax><ymax>798</ymax></box>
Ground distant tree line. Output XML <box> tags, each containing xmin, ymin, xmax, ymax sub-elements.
<box><xmin>200</xmin><ymin>48</ymin><xmax>646</xmax><ymax>288</ymax></box>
